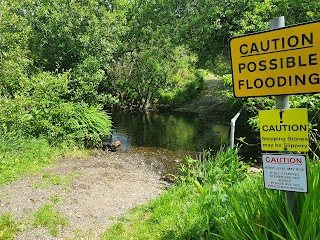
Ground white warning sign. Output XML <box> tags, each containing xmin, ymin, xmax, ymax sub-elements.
<box><xmin>262</xmin><ymin>153</ymin><xmax>308</xmax><ymax>192</ymax></box>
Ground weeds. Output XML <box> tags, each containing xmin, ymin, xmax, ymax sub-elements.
<box><xmin>0</xmin><ymin>197</ymin><xmax>67</xmax><ymax>238</ymax></box>
<box><xmin>0</xmin><ymin>214</ymin><xmax>22</xmax><ymax>240</ymax></box>
<box><xmin>33</xmin><ymin>204</ymin><xmax>68</xmax><ymax>237</ymax></box>
<box><xmin>49</xmin><ymin>194</ymin><xmax>62</xmax><ymax>205</ymax></box>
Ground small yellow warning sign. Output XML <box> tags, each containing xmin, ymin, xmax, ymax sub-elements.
<box><xmin>259</xmin><ymin>108</ymin><xmax>309</xmax><ymax>151</ymax></box>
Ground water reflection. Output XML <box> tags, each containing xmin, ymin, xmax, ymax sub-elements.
<box><xmin>109</xmin><ymin>111</ymin><xmax>230</xmax><ymax>153</ymax></box>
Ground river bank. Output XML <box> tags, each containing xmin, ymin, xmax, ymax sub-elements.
<box><xmin>0</xmin><ymin>75</ymin><xmax>240</xmax><ymax>239</ymax></box>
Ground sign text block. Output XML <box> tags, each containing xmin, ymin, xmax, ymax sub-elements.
<box><xmin>230</xmin><ymin>21</ymin><xmax>320</xmax><ymax>97</ymax></box>
<box><xmin>259</xmin><ymin>108</ymin><xmax>309</xmax><ymax>151</ymax></box>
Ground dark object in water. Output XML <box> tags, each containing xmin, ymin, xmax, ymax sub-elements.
<box><xmin>102</xmin><ymin>140</ymin><xmax>121</xmax><ymax>151</ymax></box>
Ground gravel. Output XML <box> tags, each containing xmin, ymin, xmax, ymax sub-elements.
<box><xmin>0</xmin><ymin>149</ymin><xmax>174</xmax><ymax>239</ymax></box>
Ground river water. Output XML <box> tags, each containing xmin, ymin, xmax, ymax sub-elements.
<box><xmin>105</xmin><ymin>110</ymin><xmax>260</xmax><ymax>175</ymax></box>
<box><xmin>109</xmin><ymin>111</ymin><xmax>230</xmax><ymax>152</ymax></box>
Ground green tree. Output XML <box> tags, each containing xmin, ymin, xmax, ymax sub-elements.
<box><xmin>0</xmin><ymin>0</ymin><xmax>114</xmax><ymax>147</ymax></box>
<box><xmin>271</xmin><ymin>0</ymin><xmax>320</xmax><ymax>25</ymax></box>
<box><xmin>105</xmin><ymin>0</ymin><xmax>203</xmax><ymax>110</ymax></box>
<box><xmin>172</xmin><ymin>0</ymin><xmax>273</xmax><ymax>72</ymax></box>
<box><xmin>26</xmin><ymin>0</ymin><xmax>126</xmax><ymax>72</ymax></box>
<box><xmin>109</xmin><ymin>48</ymin><xmax>169</xmax><ymax>110</ymax></box>
<box><xmin>0</xmin><ymin>0</ymin><xmax>31</xmax><ymax>97</ymax></box>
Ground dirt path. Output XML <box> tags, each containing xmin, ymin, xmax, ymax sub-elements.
<box><xmin>0</xmin><ymin>149</ymin><xmax>175</xmax><ymax>239</ymax></box>
<box><xmin>174</xmin><ymin>77</ymin><xmax>231</xmax><ymax>115</ymax></box>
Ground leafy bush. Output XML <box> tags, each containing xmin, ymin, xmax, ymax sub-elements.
<box><xmin>69</xmin><ymin>57</ymin><xmax>107</xmax><ymax>106</ymax></box>
<box><xmin>179</xmin><ymin>148</ymin><xmax>249</xmax><ymax>189</ymax></box>
<box><xmin>0</xmin><ymin>71</ymin><xmax>112</xmax><ymax>147</ymax></box>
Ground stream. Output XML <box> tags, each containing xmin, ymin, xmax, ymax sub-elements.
<box><xmin>109</xmin><ymin>111</ymin><xmax>230</xmax><ymax>152</ymax></box>
<box><xmin>106</xmin><ymin>110</ymin><xmax>261</xmax><ymax>175</ymax></box>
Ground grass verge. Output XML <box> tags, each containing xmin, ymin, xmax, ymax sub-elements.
<box><xmin>0</xmin><ymin>135</ymin><xmax>90</xmax><ymax>185</ymax></box>
<box><xmin>0</xmin><ymin>135</ymin><xmax>57</xmax><ymax>184</ymax></box>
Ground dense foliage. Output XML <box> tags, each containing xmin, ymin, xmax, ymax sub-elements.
<box><xmin>1</xmin><ymin>0</ymin><xmax>320</xmax><ymax>147</ymax></box>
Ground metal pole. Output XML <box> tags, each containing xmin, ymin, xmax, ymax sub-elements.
<box><xmin>269</xmin><ymin>16</ymin><xmax>295</xmax><ymax>218</ymax></box>
<box><xmin>230</xmin><ymin>106</ymin><xmax>244</xmax><ymax>148</ymax></box>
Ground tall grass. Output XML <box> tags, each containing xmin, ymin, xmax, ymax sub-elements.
<box><xmin>211</xmin><ymin>155</ymin><xmax>320</xmax><ymax>240</ymax></box>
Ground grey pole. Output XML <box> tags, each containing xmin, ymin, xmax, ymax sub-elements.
<box><xmin>269</xmin><ymin>16</ymin><xmax>290</xmax><ymax>110</ymax></box>
<box><xmin>269</xmin><ymin>16</ymin><xmax>295</xmax><ymax>218</ymax></box>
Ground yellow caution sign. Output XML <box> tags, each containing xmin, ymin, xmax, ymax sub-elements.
<box><xmin>259</xmin><ymin>108</ymin><xmax>309</xmax><ymax>151</ymax></box>
<box><xmin>230</xmin><ymin>21</ymin><xmax>320</xmax><ymax>97</ymax></box>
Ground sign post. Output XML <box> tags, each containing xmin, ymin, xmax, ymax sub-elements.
<box><xmin>229</xmin><ymin>16</ymin><xmax>318</xmax><ymax>218</ymax></box>
<box><xmin>270</xmin><ymin>17</ymin><xmax>295</xmax><ymax>218</ymax></box>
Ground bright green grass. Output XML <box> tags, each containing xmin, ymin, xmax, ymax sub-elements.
<box><xmin>33</xmin><ymin>204</ymin><xmax>68</xmax><ymax>237</ymax></box>
<box><xmin>103</xmin><ymin>185</ymin><xmax>215</xmax><ymax>240</ymax></box>
<box><xmin>0</xmin><ymin>135</ymin><xmax>58</xmax><ymax>184</ymax></box>
<box><xmin>0</xmin><ymin>214</ymin><xmax>22</xmax><ymax>240</ymax></box>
